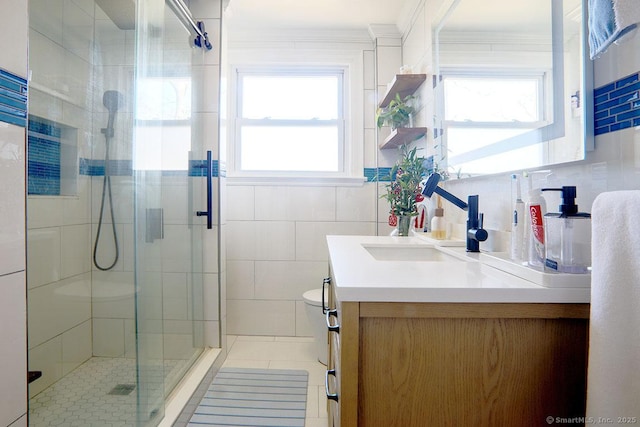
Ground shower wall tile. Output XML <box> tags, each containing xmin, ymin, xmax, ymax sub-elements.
<box><xmin>60</xmin><ymin>224</ymin><xmax>92</xmax><ymax>278</ymax></box>
<box><xmin>27</xmin><ymin>195</ymin><xmax>63</xmax><ymax>227</ymax></box>
<box><xmin>27</xmin><ymin>273</ymin><xmax>91</xmax><ymax>348</ymax></box>
<box><xmin>62</xmin><ymin>0</ymin><xmax>95</xmax><ymax>63</ymax></box>
<box><xmin>92</xmin><ymin>318</ymin><xmax>125</xmax><ymax>357</ymax></box>
<box><xmin>0</xmin><ymin>123</ymin><xmax>26</xmax><ymax>276</ymax></box>
<box><xmin>8</xmin><ymin>415</ymin><xmax>26</xmax><ymax>427</ymax></box>
<box><xmin>26</xmin><ymin>228</ymin><xmax>61</xmax><ymax>289</ymax></box>
<box><xmin>0</xmin><ymin>272</ymin><xmax>27</xmax><ymax>425</ymax></box>
<box><xmin>27</xmin><ymin>333</ymin><xmax>62</xmax><ymax>399</ymax></box>
<box><xmin>29</xmin><ymin>29</ymin><xmax>66</xmax><ymax>93</ymax></box>
<box><xmin>190</xmin><ymin>0</ymin><xmax>222</xmax><ymax>19</ymax></box>
<box><xmin>61</xmin><ymin>319</ymin><xmax>92</xmax><ymax>376</ymax></box>
<box><xmin>0</xmin><ymin>0</ymin><xmax>27</xmax><ymax>77</ymax></box>
<box><xmin>91</xmin><ymin>271</ymin><xmax>135</xmax><ymax>319</ymax></box>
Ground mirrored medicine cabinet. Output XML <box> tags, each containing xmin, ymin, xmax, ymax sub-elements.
<box><xmin>434</xmin><ymin>0</ymin><xmax>594</xmax><ymax>178</ymax></box>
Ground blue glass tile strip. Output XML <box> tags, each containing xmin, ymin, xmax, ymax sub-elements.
<box><xmin>0</xmin><ymin>69</ymin><xmax>27</xmax><ymax>128</ymax></box>
<box><xmin>594</xmin><ymin>71</ymin><xmax>640</xmax><ymax>136</ymax></box>
<box><xmin>80</xmin><ymin>158</ymin><xmax>221</xmax><ymax>177</ymax></box>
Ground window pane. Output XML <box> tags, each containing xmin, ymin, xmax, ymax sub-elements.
<box><xmin>444</xmin><ymin>77</ymin><xmax>540</xmax><ymax>122</ymax></box>
<box><xmin>241</xmin><ymin>126</ymin><xmax>339</xmax><ymax>171</ymax></box>
<box><xmin>242</xmin><ymin>75</ymin><xmax>339</xmax><ymax>120</ymax></box>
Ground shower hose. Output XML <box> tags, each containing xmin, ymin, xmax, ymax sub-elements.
<box><xmin>92</xmin><ymin>122</ymin><xmax>120</xmax><ymax>271</ymax></box>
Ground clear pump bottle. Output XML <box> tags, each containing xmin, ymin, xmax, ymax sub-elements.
<box><xmin>542</xmin><ymin>186</ymin><xmax>591</xmax><ymax>274</ymax></box>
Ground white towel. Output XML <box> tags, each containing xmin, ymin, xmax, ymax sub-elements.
<box><xmin>587</xmin><ymin>191</ymin><xmax>640</xmax><ymax>422</ymax></box>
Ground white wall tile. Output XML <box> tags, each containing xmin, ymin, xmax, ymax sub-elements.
<box><xmin>0</xmin><ymin>0</ymin><xmax>28</xmax><ymax>76</ymax></box>
<box><xmin>227</xmin><ymin>299</ymin><xmax>295</xmax><ymax>336</ymax></box>
<box><xmin>0</xmin><ymin>124</ymin><xmax>26</xmax><ymax>275</ymax></box>
<box><xmin>336</xmin><ymin>185</ymin><xmax>377</xmax><ymax>222</ymax></box>
<box><xmin>295</xmin><ymin>300</ymin><xmax>313</xmax><ymax>337</ymax></box>
<box><xmin>26</xmin><ymin>228</ymin><xmax>61</xmax><ymax>289</ymax></box>
<box><xmin>27</xmin><ymin>335</ymin><xmax>62</xmax><ymax>399</ymax></box>
<box><xmin>254</xmin><ymin>261</ymin><xmax>328</xmax><ymax>300</ymax></box>
<box><xmin>8</xmin><ymin>414</ymin><xmax>27</xmax><ymax>427</ymax></box>
<box><xmin>203</xmin><ymin>272</ymin><xmax>220</xmax><ymax>321</ymax></box>
<box><xmin>61</xmin><ymin>224</ymin><xmax>91</xmax><ymax>278</ymax></box>
<box><xmin>61</xmin><ymin>320</ymin><xmax>91</xmax><ymax>375</ymax></box>
<box><xmin>295</xmin><ymin>221</ymin><xmax>376</xmax><ymax>261</ymax></box>
<box><xmin>203</xmin><ymin>226</ymin><xmax>220</xmax><ymax>273</ymax></box>
<box><xmin>0</xmin><ymin>273</ymin><xmax>27</xmax><ymax>424</ymax></box>
<box><xmin>254</xmin><ymin>186</ymin><xmax>336</xmax><ymax>221</ymax></box>
<box><xmin>226</xmin><ymin>186</ymin><xmax>255</xmax><ymax>221</ymax></box>
<box><xmin>91</xmin><ymin>270</ymin><xmax>134</xmax><ymax>319</ymax></box>
<box><xmin>28</xmin><ymin>273</ymin><xmax>91</xmax><ymax>348</ymax></box>
<box><xmin>92</xmin><ymin>318</ymin><xmax>125</xmax><ymax>357</ymax></box>
<box><xmin>227</xmin><ymin>260</ymin><xmax>255</xmax><ymax>299</ymax></box>
<box><xmin>376</xmin><ymin>46</ymin><xmax>402</xmax><ymax>84</ymax></box>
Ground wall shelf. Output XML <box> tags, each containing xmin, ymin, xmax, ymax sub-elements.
<box><xmin>379</xmin><ymin>127</ymin><xmax>428</xmax><ymax>149</ymax></box>
<box><xmin>378</xmin><ymin>74</ymin><xmax>427</xmax><ymax>108</ymax></box>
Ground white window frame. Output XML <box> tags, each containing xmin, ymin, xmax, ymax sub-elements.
<box><xmin>226</xmin><ymin>49</ymin><xmax>365</xmax><ymax>186</ymax></box>
<box><xmin>235</xmin><ymin>67</ymin><xmax>345</xmax><ymax>175</ymax></box>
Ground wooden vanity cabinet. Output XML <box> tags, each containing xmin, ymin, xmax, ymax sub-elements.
<box><xmin>326</xmin><ymin>282</ymin><xmax>589</xmax><ymax>427</ymax></box>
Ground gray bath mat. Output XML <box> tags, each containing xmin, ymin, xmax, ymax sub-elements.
<box><xmin>188</xmin><ymin>367</ymin><xmax>308</xmax><ymax>426</ymax></box>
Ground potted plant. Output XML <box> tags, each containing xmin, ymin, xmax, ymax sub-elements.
<box><xmin>380</xmin><ymin>144</ymin><xmax>427</xmax><ymax>236</ymax></box>
<box><xmin>376</xmin><ymin>94</ymin><xmax>416</xmax><ymax>129</ymax></box>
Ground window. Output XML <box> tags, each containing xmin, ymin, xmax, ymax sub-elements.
<box><xmin>234</xmin><ymin>69</ymin><xmax>345</xmax><ymax>175</ymax></box>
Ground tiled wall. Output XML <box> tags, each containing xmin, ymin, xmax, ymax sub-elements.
<box><xmin>0</xmin><ymin>1</ymin><xmax>28</xmax><ymax>426</ymax></box>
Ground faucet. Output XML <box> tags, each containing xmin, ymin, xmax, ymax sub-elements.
<box><xmin>421</xmin><ymin>173</ymin><xmax>488</xmax><ymax>252</ymax></box>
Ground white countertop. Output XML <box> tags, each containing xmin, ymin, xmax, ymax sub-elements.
<box><xmin>326</xmin><ymin>235</ymin><xmax>591</xmax><ymax>304</ymax></box>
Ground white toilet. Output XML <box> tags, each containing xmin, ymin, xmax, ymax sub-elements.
<box><xmin>302</xmin><ymin>288</ymin><xmax>329</xmax><ymax>365</ymax></box>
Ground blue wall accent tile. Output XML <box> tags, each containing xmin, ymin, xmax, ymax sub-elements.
<box><xmin>611</xmin><ymin>120</ymin><xmax>632</xmax><ymax>131</ymax></box>
<box><xmin>594</xmin><ymin>93</ymin><xmax>609</xmax><ymax>105</ymax></box>
<box><xmin>594</xmin><ymin>82</ymin><xmax>615</xmax><ymax>97</ymax></box>
<box><xmin>615</xmin><ymin>72</ymin><xmax>639</xmax><ymax>88</ymax></box>
<box><xmin>593</xmin><ymin>71</ymin><xmax>640</xmax><ymax>136</ymax></box>
<box><xmin>0</xmin><ymin>68</ymin><xmax>28</xmax><ymax>128</ymax></box>
<box><xmin>27</xmin><ymin>117</ymin><xmax>62</xmax><ymax>195</ymax></box>
<box><xmin>364</xmin><ymin>168</ymin><xmax>378</xmax><ymax>182</ymax></box>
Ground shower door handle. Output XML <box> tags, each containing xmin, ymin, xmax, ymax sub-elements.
<box><xmin>196</xmin><ymin>150</ymin><xmax>213</xmax><ymax>229</ymax></box>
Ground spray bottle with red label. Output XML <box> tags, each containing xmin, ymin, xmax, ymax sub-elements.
<box><xmin>527</xmin><ymin>188</ymin><xmax>547</xmax><ymax>269</ymax></box>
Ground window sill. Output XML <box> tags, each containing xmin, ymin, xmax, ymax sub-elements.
<box><xmin>226</xmin><ymin>175</ymin><xmax>367</xmax><ymax>187</ymax></box>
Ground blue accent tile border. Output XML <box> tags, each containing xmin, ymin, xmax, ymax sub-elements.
<box><xmin>0</xmin><ymin>68</ymin><xmax>28</xmax><ymax>128</ymax></box>
<box><xmin>594</xmin><ymin>71</ymin><xmax>640</xmax><ymax>136</ymax></box>
<box><xmin>79</xmin><ymin>158</ymin><xmax>222</xmax><ymax>177</ymax></box>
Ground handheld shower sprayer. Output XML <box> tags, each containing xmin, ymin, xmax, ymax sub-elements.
<box><xmin>93</xmin><ymin>90</ymin><xmax>124</xmax><ymax>271</ymax></box>
<box><xmin>102</xmin><ymin>90</ymin><xmax>123</xmax><ymax>138</ymax></box>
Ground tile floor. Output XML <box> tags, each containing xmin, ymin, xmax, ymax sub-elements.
<box><xmin>222</xmin><ymin>335</ymin><xmax>328</xmax><ymax>427</ymax></box>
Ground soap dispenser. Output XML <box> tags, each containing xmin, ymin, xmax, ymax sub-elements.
<box><xmin>541</xmin><ymin>186</ymin><xmax>591</xmax><ymax>273</ymax></box>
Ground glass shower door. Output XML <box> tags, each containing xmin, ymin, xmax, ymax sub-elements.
<box><xmin>133</xmin><ymin>0</ymin><xmax>207</xmax><ymax>424</ymax></box>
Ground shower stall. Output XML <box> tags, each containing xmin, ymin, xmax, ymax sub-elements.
<box><xmin>26</xmin><ymin>0</ymin><xmax>222</xmax><ymax>425</ymax></box>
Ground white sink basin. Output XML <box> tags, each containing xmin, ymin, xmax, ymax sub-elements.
<box><xmin>362</xmin><ymin>244</ymin><xmax>467</xmax><ymax>262</ymax></box>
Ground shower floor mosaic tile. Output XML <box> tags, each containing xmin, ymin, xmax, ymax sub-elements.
<box><xmin>29</xmin><ymin>357</ymin><xmax>182</xmax><ymax>427</ymax></box>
